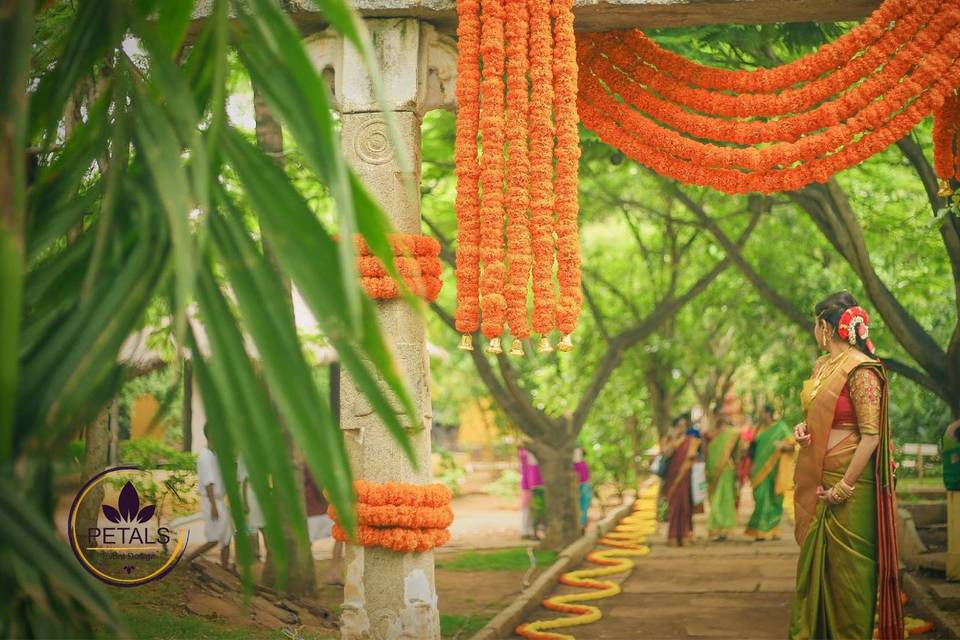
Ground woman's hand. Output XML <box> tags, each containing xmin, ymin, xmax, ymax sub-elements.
<box><xmin>794</xmin><ymin>422</ymin><xmax>811</xmax><ymax>448</ymax></box>
<box><xmin>815</xmin><ymin>485</ymin><xmax>841</xmax><ymax>505</ymax></box>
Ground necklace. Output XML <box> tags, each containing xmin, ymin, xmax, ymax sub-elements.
<box><xmin>808</xmin><ymin>348</ymin><xmax>852</xmax><ymax>403</ymax></box>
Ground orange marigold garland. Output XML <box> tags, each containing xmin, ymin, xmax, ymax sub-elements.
<box><xmin>504</xmin><ymin>0</ymin><xmax>533</xmax><ymax>350</ymax></box>
<box><xmin>329</xmin><ymin>482</ymin><xmax>454</xmax><ymax>553</ymax></box>
<box><xmin>454</xmin><ymin>0</ymin><xmax>582</xmax><ymax>351</ymax></box>
<box><xmin>551</xmin><ymin>0</ymin><xmax>581</xmax><ymax>346</ymax></box>
<box><xmin>354</xmin><ymin>233</ymin><xmax>442</xmax><ymax>302</ymax></box>
<box><xmin>454</xmin><ymin>0</ymin><xmax>482</xmax><ymax>344</ymax></box>
<box><xmin>934</xmin><ymin>91</ymin><xmax>960</xmax><ymax>193</ymax></box>
<box><xmin>576</xmin><ymin>0</ymin><xmax>960</xmax><ymax>195</ymax></box>
<box><xmin>478</xmin><ymin>0</ymin><xmax>509</xmax><ymax>346</ymax></box>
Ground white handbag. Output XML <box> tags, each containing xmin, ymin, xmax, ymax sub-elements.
<box><xmin>690</xmin><ymin>460</ymin><xmax>707</xmax><ymax>506</ymax></box>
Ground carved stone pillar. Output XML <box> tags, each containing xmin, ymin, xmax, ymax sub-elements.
<box><xmin>305</xmin><ymin>18</ymin><xmax>456</xmax><ymax>640</ymax></box>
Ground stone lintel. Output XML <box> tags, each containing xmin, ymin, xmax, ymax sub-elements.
<box><xmin>191</xmin><ymin>0</ymin><xmax>880</xmax><ymax>37</ymax></box>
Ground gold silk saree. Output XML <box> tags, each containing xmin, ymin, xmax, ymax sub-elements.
<box><xmin>790</xmin><ymin>349</ymin><xmax>902</xmax><ymax>639</ymax></box>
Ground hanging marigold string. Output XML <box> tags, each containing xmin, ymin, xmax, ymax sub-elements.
<box><xmin>576</xmin><ymin>0</ymin><xmax>960</xmax><ymax>195</ymax></box>
<box><xmin>551</xmin><ymin>0</ymin><xmax>581</xmax><ymax>348</ymax></box>
<box><xmin>504</xmin><ymin>0</ymin><xmax>533</xmax><ymax>355</ymax></box>
<box><xmin>454</xmin><ymin>0</ymin><xmax>581</xmax><ymax>354</ymax></box>
<box><xmin>478</xmin><ymin>0</ymin><xmax>509</xmax><ymax>348</ymax></box>
<box><xmin>934</xmin><ymin>91</ymin><xmax>960</xmax><ymax>189</ymax></box>
<box><xmin>528</xmin><ymin>0</ymin><xmax>558</xmax><ymax>347</ymax></box>
<box><xmin>454</xmin><ymin>0</ymin><xmax>482</xmax><ymax>349</ymax></box>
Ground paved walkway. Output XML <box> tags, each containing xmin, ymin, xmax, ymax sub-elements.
<box><xmin>519</xmin><ymin>489</ymin><xmax>800</xmax><ymax>639</ymax></box>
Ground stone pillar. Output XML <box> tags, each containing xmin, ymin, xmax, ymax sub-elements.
<box><xmin>305</xmin><ymin>18</ymin><xmax>457</xmax><ymax>640</ymax></box>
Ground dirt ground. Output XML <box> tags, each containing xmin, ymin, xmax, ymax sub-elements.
<box><xmin>517</xmin><ymin>487</ymin><xmax>943</xmax><ymax>640</ymax></box>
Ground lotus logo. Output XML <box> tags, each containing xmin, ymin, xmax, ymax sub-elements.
<box><xmin>102</xmin><ymin>482</ymin><xmax>156</xmax><ymax>524</ymax></box>
<box><xmin>68</xmin><ymin>466</ymin><xmax>189</xmax><ymax>586</ymax></box>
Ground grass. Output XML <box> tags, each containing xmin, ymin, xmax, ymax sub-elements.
<box><xmin>92</xmin><ymin>565</ymin><xmax>335</xmax><ymax>640</ymax></box>
<box><xmin>440</xmin><ymin>613</ymin><xmax>494</xmax><ymax>638</ymax></box>
<box><xmin>436</xmin><ymin>547</ymin><xmax>558</xmax><ymax>571</ymax></box>
<box><xmin>98</xmin><ymin>609</ymin><xmax>285</xmax><ymax>640</ymax></box>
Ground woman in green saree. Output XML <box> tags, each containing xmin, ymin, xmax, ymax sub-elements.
<box><xmin>705</xmin><ymin>416</ymin><xmax>739</xmax><ymax>541</ymax></box>
<box><xmin>745</xmin><ymin>405</ymin><xmax>794</xmax><ymax>540</ymax></box>
<box><xmin>790</xmin><ymin>292</ymin><xmax>902</xmax><ymax>640</ymax></box>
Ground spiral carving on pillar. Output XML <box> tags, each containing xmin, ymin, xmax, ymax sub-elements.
<box><xmin>354</xmin><ymin>117</ymin><xmax>394</xmax><ymax>165</ymax></box>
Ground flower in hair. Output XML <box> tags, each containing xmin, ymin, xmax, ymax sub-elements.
<box><xmin>838</xmin><ymin>306</ymin><xmax>870</xmax><ymax>346</ymax></box>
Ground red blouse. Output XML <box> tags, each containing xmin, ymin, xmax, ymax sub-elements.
<box><xmin>833</xmin><ymin>384</ymin><xmax>856</xmax><ymax>425</ymax></box>
<box><xmin>831</xmin><ymin>368</ymin><xmax>882</xmax><ymax>435</ymax></box>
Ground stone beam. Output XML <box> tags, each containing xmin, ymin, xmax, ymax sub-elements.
<box><xmin>192</xmin><ymin>0</ymin><xmax>880</xmax><ymax>36</ymax></box>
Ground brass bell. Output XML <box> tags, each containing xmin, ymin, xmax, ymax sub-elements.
<box><xmin>938</xmin><ymin>179</ymin><xmax>954</xmax><ymax>198</ymax></box>
<box><xmin>509</xmin><ymin>338</ymin><xmax>524</xmax><ymax>356</ymax></box>
<box><xmin>458</xmin><ymin>334</ymin><xmax>474</xmax><ymax>351</ymax></box>
<box><xmin>557</xmin><ymin>334</ymin><xmax>574</xmax><ymax>352</ymax></box>
<box><xmin>537</xmin><ymin>336</ymin><xmax>553</xmax><ymax>353</ymax></box>
<box><xmin>486</xmin><ymin>337</ymin><xmax>503</xmax><ymax>355</ymax></box>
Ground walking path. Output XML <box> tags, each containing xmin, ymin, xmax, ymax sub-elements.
<box><xmin>518</xmin><ymin>489</ymin><xmax>800</xmax><ymax>639</ymax></box>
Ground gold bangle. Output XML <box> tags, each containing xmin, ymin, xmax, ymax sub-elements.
<box><xmin>832</xmin><ymin>482</ymin><xmax>853</xmax><ymax>501</ymax></box>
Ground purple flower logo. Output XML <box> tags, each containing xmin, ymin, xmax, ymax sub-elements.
<box><xmin>102</xmin><ymin>481</ymin><xmax>155</xmax><ymax>524</ymax></box>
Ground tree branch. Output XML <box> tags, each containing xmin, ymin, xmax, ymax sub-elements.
<box><xmin>570</xmin><ymin>206</ymin><xmax>761</xmax><ymax>429</ymax></box>
<box><xmin>673</xmin><ymin>186</ymin><xmax>810</xmax><ymax>330</ymax></box>
<box><xmin>430</xmin><ymin>302</ymin><xmax>549</xmax><ymax>439</ymax></box>
<box><xmin>582</xmin><ymin>282</ymin><xmax>611</xmax><ymax>342</ymax></box>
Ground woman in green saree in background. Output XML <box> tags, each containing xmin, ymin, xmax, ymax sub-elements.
<box><xmin>705</xmin><ymin>416</ymin><xmax>739</xmax><ymax>541</ymax></box>
<box><xmin>790</xmin><ymin>292</ymin><xmax>902</xmax><ymax>640</ymax></box>
<box><xmin>745</xmin><ymin>404</ymin><xmax>794</xmax><ymax>540</ymax></box>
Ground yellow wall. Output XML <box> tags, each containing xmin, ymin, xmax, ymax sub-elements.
<box><xmin>457</xmin><ymin>398</ymin><xmax>499</xmax><ymax>450</ymax></box>
<box><xmin>130</xmin><ymin>394</ymin><xmax>168</xmax><ymax>440</ymax></box>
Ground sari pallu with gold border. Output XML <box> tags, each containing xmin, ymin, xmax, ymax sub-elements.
<box><xmin>746</xmin><ymin>420</ymin><xmax>792</xmax><ymax>539</ymax></box>
<box><xmin>790</xmin><ymin>350</ymin><xmax>902</xmax><ymax>640</ymax></box>
<box><xmin>706</xmin><ymin>429</ymin><xmax>738</xmax><ymax>536</ymax></box>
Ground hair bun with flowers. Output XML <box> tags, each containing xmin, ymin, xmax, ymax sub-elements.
<box><xmin>838</xmin><ymin>306</ymin><xmax>875</xmax><ymax>355</ymax></box>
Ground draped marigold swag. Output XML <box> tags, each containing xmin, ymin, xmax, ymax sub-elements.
<box><xmin>577</xmin><ymin>0</ymin><xmax>960</xmax><ymax>195</ymax></box>
<box><xmin>328</xmin><ymin>482</ymin><xmax>453</xmax><ymax>553</ymax></box>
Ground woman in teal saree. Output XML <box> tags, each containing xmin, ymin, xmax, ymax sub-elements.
<box><xmin>790</xmin><ymin>292</ymin><xmax>902</xmax><ymax>640</ymax></box>
<box><xmin>745</xmin><ymin>405</ymin><xmax>793</xmax><ymax>540</ymax></box>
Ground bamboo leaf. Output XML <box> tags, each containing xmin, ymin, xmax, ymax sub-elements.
<box><xmin>192</xmin><ymin>267</ymin><xmax>309</xmax><ymax>579</ymax></box>
<box><xmin>0</xmin><ymin>485</ymin><xmax>124</xmax><ymax>633</ymax></box>
<box><xmin>29</xmin><ymin>0</ymin><xmax>121</xmax><ymax>141</ymax></box>
<box><xmin>220</xmin><ymin>128</ymin><xmax>417</xmax><ymax>461</ymax></box>
<box><xmin>129</xmin><ymin>72</ymin><xmax>196</xmax><ymax>338</ymax></box>
<box><xmin>211</xmin><ymin>196</ymin><xmax>357</xmax><ymax>532</ymax></box>
<box><xmin>233</xmin><ymin>2</ymin><xmax>361</xmax><ymax>326</ymax></box>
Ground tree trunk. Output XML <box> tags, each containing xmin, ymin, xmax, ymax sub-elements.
<box><xmin>182</xmin><ymin>359</ymin><xmax>193</xmax><ymax>453</ymax></box>
<box><xmin>534</xmin><ymin>441</ymin><xmax>579</xmax><ymax>550</ymax></box>
<box><xmin>108</xmin><ymin>400</ymin><xmax>119</xmax><ymax>465</ymax></box>
<box><xmin>252</xmin><ymin>81</ymin><xmax>316</xmax><ymax>598</ymax></box>
<box><xmin>76</xmin><ymin>407</ymin><xmax>110</xmax><ymax>551</ymax></box>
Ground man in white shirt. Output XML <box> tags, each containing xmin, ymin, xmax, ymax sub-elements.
<box><xmin>192</xmin><ymin>424</ymin><xmax>234</xmax><ymax>568</ymax></box>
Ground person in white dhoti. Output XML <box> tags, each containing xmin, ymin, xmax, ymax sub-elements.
<box><xmin>191</xmin><ymin>426</ymin><xmax>234</xmax><ymax>567</ymax></box>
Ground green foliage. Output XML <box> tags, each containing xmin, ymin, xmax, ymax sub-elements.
<box><xmin>434</xmin><ymin>448</ymin><xmax>467</xmax><ymax>496</ymax></box>
<box><xmin>119</xmin><ymin>439</ymin><xmax>196</xmax><ymax>471</ymax></box>
<box><xmin>3</xmin><ymin>0</ymin><xmax>419</xmax><ymax>636</ymax></box>
<box><xmin>436</xmin><ymin>547</ymin><xmax>558</xmax><ymax>572</ymax></box>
